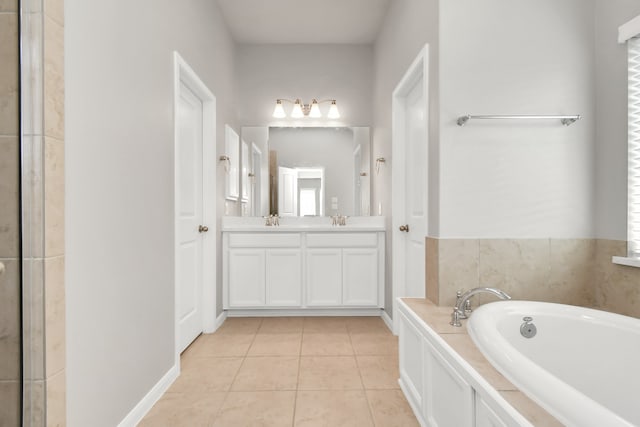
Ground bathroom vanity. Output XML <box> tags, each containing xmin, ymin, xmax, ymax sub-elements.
<box><xmin>222</xmin><ymin>217</ymin><xmax>385</xmax><ymax>314</ymax></box>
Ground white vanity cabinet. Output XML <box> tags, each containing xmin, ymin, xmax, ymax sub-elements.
<box><xmin>398</xmin><ymin>301</ymin><xmax>533</xmax><ymax>427</ymax></box>
<box><xmin>226</xmin><ymin>233</ymin><xmax>302</xmax><ymax>308</ymax></box>
<box><xmin>305</xmin><ymin>233</ymin><xmax>382</xmax><ymax>307</ymax></box>
<box><xmin>223</xmin><ymin>229</ymin><xmax>384</xmax><ymax>312</ymax></box>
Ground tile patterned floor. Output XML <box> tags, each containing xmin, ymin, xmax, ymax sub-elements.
<box><xmin>139</xmin><ymin>316</ymin><xmax>418</xmax><ymax>427</ymax></box>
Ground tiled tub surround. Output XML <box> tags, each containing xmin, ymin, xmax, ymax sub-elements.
<box><xmin>426</xmin><ymin>238</ymin><xmax>596</xmax><ymax>309</ymax></box>
<box><xmin>426</xmin><ymin>237</ymin><xmax>640</xmax><ymax>319</ymax></box>
<box><xmin>595</xmin><ymin>239</ymin><xmax>640</xmax><ymax>319</ymax></box>
<box><xmin>399</xmin><ymin>298</ymin><xmax>561</xmax><ymax>426</ymax></box>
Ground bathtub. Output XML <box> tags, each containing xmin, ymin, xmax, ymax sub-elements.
<box><xmin>467</xmin><ymin>301</ymin><xmax>640</xmax><ymax>427</ymax></box>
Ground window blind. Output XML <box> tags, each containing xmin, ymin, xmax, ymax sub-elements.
<box><xmin>628</xmin><ymin>37</ymin><xmax>640</xmax><ymax>257</ymax></box>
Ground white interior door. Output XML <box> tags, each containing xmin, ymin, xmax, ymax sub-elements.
<box><xmin>177</xmin><ymin>82</ymin><xmax>204</xmax><ymax>353</ymax></box>
<box><xmin>393</xmin><ymin>45</ymin><xmax>429</xmax><ymax>332</ymax></box>
<box><xmin>278</xmin><ymin>166</ymin><xmax>298</xmax><ymax>216</ymax></box>
<box><xmin>403</xmin><ymin>78</ymin><xmax>427</xmax><ymax>298</ymax></box>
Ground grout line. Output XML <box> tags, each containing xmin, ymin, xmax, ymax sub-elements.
<box><xmin>349</xmin><ymin>320</ymin><xmax>379</xmax><ymax>426</ymax></box>
<box><xmin>291</xmin><ymin>321</ymin><xmax>303</xmax><ymax>427</ymax></box>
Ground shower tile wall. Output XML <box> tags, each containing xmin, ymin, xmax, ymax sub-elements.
<box><xmin>21</xmin><ymin>0</ymin><xmax>66</xmax><ymax>424</ymax></box>
<box><xmin>0</xmin><ymin>0</ymin><xmax>22</xmax><ymax>425</ymax></box>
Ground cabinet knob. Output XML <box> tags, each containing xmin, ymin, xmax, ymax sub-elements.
<box><xmin>198</xmin><ymin>225</ymin><xmax>209</xmax><ymax>233</ymax></box>
<box><xmin>399</xmin><ymin>224</ymin><xmax>409</xmax><ymax>232</ymax></box>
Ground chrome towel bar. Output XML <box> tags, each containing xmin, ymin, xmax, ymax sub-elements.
<box><xmin>457</xmin><ymin>114</ymin><xmax>581</xmax><ymax>127</ymax></box>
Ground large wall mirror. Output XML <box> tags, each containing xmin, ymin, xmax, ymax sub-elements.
<box><xmin>240</xmin><ymin>126</ymin><xmax>371</xmax><ymax>217</ymax></box>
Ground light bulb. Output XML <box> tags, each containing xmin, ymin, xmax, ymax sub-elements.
<box><xmin>291</xmin><ymin>99</ymin><xmax>304</xmax><ymax>118</ymax></box>
<box><xmin>309</xmin><ymin>99</ymin><xmax>322</xmax><ymax>118</ymax></box>
<box><xmin>272</xmin><ymin>100</ymin><xmax>286</xmax><ymax>118</ymax></box>
<box><xmin>328</xmin><ymin>100</ymin><xmax>340</xmax><ymax>119</ymax></box>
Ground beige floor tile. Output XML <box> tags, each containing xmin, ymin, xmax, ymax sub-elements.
<box><xmin>258</xmin><ymin>317</ymin><xmax>304</xmax><ymax>333</ymax></box>
<box><xmin>216</xmin><ymin>317</ymin><xmax>263</xmax><ymax>334</ymax></box>
<box><xmin>169</xmin><ymin>357</ymin><xmax>242</xmax><ymax>392</ymax></box>
<box><xmin>298</xmin><ymin>356</ymin><xmax>363</xmax><ymax>390</ymax></box>
<box><xmin>351</xmin><ymin>333</ymin><xmax>398</xmax><ymax>356</ymax></box>
<box><xmin>366</xmin><ymin>390</ymin><xmax>419</xmax><ymax>427</ymax></box>
<box><xmin>294</xmin><ymin>390</ymin><xmax>374</xmax><ymax>426</ymax></box>
<box><xmin>212</xmin><ymin>391</ymin><xmax>296</xmax><ymax>427</ymax></box>
<box><xmin>139</xmin><ymin>391</ymin><xmax>226</xmax><ymax>427</ymax></box>
<box><xmin>231</xmin><ymin>356</ymin><xmax>299</xmax><ymax>391</ymax></box>
<box><xmin>303</xmin><ymin>316</ymin><xmax>349</xmax><ymax>333</ymax></box>
<box><xmin>301</xmin><ymin>333</ymin><xmax>353</xmax><ymax>355</ymax></box>
<box><xmin>347</xmin><ymin>317</ymin><xmax>390</xmax><ymax>335</ymax></box>
<box><xmin>183</xmin><ymin>333</ymin><xmax>255</xmax><ymax>358</ymax></box>
<box><xmin>357</xmin><ymin>355</ymin><xmax>400</xmax><ymax>390</ymax></box>
<box><xmin>248</xmin><ymin>333</ymin><xmax>302</xmax><ymax>356</ymax></box>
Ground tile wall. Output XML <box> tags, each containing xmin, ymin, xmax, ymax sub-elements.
<box><xmin>594</xmin><ymin>240</ymin><xmax>640</xmax><ymax>318</ymax></box>
<box><xmin>0</xmin><ymin>0</ymin><xmax>22</xmax><ymax>425</ymax></box>
<box><xmin>426</xmin><ymin>237</ymin><xmax>640</xmax><ymax>319</ymax></box>
<box><xmin>21</xmin><ymin>0</ymin><xmax>66</xmax><ymax>424</ymax></box>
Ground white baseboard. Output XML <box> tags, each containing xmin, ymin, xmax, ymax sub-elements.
<box><xmin>117</xmin><ymin>364</ymin><xmax>179</xmax><ymax>427</ymax></box>
<box><xmin>381</xmin><ymin>310</ymin><xmax>394</xmax><ymax>334</ymax></box>
<box><xmin>226</xmin><ymin>308</ymin><xmax>383</xmax><ymax>317</ymax></box>
<box><xmin>211</xmin><ymin>310</ymin><xmax>228</xmax><ymax>332</ymax></box>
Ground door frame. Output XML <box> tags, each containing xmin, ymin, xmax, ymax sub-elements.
<box><xmin>392</xmin><ymin>45</ymin><xmax>429</xmax><ymax>333</ymax></box>
<box><xmin>173</xmin><ymin>52</ymin><xmax>217</xmax><ymax>364</ymax></box>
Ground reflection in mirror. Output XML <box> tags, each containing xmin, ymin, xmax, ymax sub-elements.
<box><xmin>224</xmin><ymin>125</ymin><xmax>240</xmax><ymax>201</ymax></box>
<box><xmin>241</xmin><ymin>127</ymin><xmax>371</xmax><ymax>217</ymax></box>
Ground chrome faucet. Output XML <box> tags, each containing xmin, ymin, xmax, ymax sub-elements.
<box><xmin>450</xmin><ymin>287</ymin><xmax>512</xmax><ymax>327</ymax></box>
<box><xmin>331</xmin><ymin>214</ymin><xmax>348</xmax><ymax>226</ymax></box>
<box><xmin>263</xmin><ymin>214</ymin><xmax>280</xmax><ymax>226</ymax></box>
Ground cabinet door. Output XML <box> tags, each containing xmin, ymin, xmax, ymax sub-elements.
<box><xmin>228</xmin><ymin>249</ymin><xmax>265</xmax><ymax>307</ymax></box>
<box><xmin>306</xmin><ymin>249</ymin><xmax>342</xmax><ymax>306</ymax></box>
<box><xmin>266</xmin><ymin>249</ymin><xmax>302</xmax><ymax>306</ymax></box>
<box><xmin>342</xmin><ymin>248</ymin><xmax>378</xmax><ymax>306</ymax></box>
<box><xmin>475</xmin><ymin>395</ymin><xmax>509</xmax><ymax>427</ymax></box>
<box><xmin>399</xmin><ymin>312</ymin><xmax>424</xmax><ymax>416</ymax></box>
<box><xmin>424</xmin><ymin>339</ymin><xmax>474</xmax><ymax>427</ymax></box>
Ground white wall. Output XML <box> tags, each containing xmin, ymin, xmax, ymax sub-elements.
<box><xmin>373</xmin><ymin>0</ymin><xmax>440</xmax><ymax>316</ymax></box>
<box><xmin>438</xmin><ymin>0</ymin><xmax>596</xmax><ymax>239</ymax></box>
<box><xmin>65</xmin><ymin>1</ymin><xmax>237</xmax><ymax>425</ymax></box>
<box><xmin>595</xmin><ymin>1</ymin><xmax>640</xmax><ymax>240</ymax></box>
<box><xmin>236</xmin><ymin>44</ymin><xmax>373</xmax><ymax>127</ymax></box>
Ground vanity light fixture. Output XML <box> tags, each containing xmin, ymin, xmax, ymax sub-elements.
<box><xmin>272</xmin><ymin>98</ymin><xmax>340</xmax><ymax>119</ymax></box>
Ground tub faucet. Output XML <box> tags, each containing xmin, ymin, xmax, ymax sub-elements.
<box><xmin>450</xmin><ymin>287</ymin><xmax>512</xmax><ymax>327</ymax></box>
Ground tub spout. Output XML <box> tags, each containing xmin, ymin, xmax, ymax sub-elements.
<box><xmin>450</xmin><ymin>287</ymin><xmax>512</xmax><ymax>327</ymax></box>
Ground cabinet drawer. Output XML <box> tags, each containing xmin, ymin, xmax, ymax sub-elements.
<box><xmin>306</xmin><ymin>233</ymin><xmax>378</xmax><ymax>248</ymax></box>
<box><xmin>228</xmin><ymin>233</ymin><xmax>301</xmax><ymax>248</ymax></box>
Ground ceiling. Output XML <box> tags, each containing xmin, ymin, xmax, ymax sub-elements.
<box><xmin>216</xmin><ymin>0</ymin><xmax>391</xmax><ymax>44</ymax></box>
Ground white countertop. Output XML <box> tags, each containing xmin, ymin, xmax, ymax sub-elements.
<box><xmin>221</xmin><ymin>216</ymin><xmax>386</xmax><ymax>232</ymax></box>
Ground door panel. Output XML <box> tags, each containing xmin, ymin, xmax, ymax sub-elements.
<box><xmin>177</xmin><ymin>82</ymin><xmax>204</xmax><ymax>353</ymax></box>
<box><xmin>404</xmin><ymin>77</ymin><xmax>427</xmax><ymax>298</ymax></box>
<box><xmin>306</xmin><ymin>249</ymin><xmax>342</xmax><ymax>306</ymax></box>
<box><xmin>229</xmin><ymin>249</ymin><xmax>266</xmax><ymax>307</ymax></box>
<box><xmin>342</xmin><ymin>248</ymin><xmax>378</xmax><ymax>306</ymax></box>
<box><xmin>266</xmin><ymin>249</ymin><xmax>302</xmax><ymax>306</ymax></box>
<box><xmin>278</xmin><ymin>166</ymin><xmax>298</xmax><ymax>216</ymax></box>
